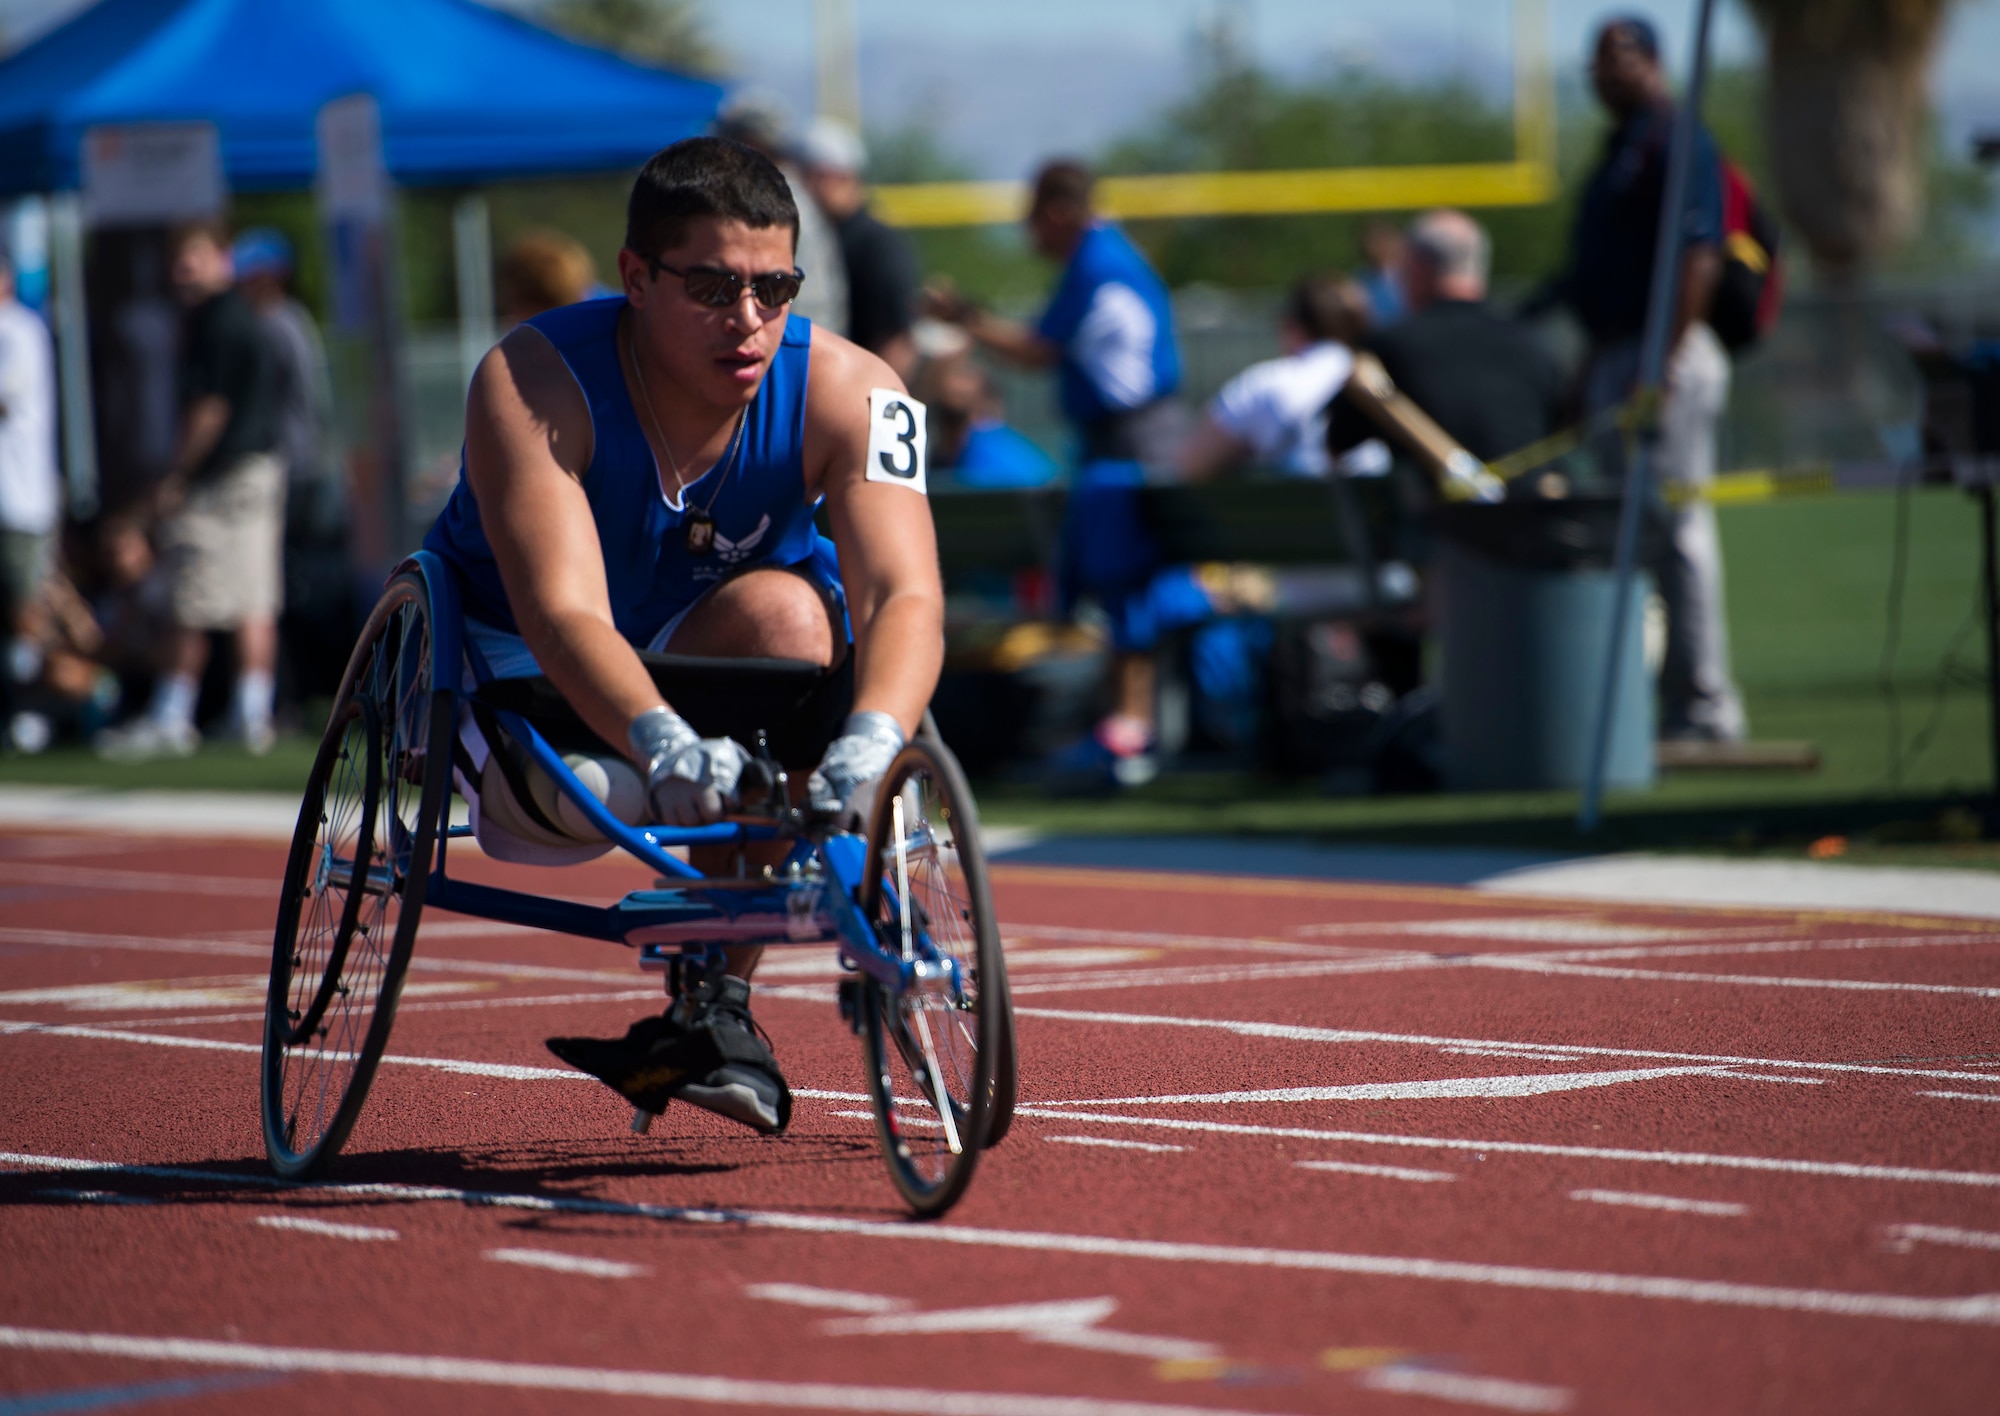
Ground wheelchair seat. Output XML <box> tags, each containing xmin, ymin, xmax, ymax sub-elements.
<box><xmin>473</xmin><ymin>650</ymin><xmax>856</xmax><ymax>771</ymax></box>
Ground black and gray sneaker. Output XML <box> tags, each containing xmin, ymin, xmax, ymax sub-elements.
<box><xmin>546</xmin><ymin>971</ymin><xmax>792</xmax><ymax>1135</ymax></box>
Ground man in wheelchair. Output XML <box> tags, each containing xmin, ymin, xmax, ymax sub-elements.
<box><xmin>422</xmin><ymin>137</ymin><xmax>942</xmax><ymax>1135</ymax></box>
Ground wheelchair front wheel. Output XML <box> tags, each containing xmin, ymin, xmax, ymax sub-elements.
<box><xmin>262</xmin><ymin>570</ymin><xmax>450</xmax><ymax>1177</ymax></box>
<box><xmin>857</xmin><ymin>736</ymin><xmax>1011</xmax><ymax>1216</ymax></box>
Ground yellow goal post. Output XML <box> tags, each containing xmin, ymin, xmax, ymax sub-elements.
<box><xmin>870</xmin><ymin>0</ymin><xmax>1557</xmax><ymax>229</ymax></box>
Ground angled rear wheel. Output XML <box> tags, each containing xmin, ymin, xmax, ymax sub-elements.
<box><xmin>262</xmin><ymin>571</ymin><xmax>448</xmax><ymax>1177</ymax></box>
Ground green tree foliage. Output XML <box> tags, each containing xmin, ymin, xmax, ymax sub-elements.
<box><xmin>537</xmin><ymin>0</ymin><xmax>719</xmax><ymax>74</ymax></box>
<box><xmin>1096</xmin><ymin>64</ymin><xmax>1569</xmax><ymax>290</ymax></box>
<box><xmin>866</xmin><ymin>119</ymin><xmax>1046</xmax><ymax>308</ymax></box>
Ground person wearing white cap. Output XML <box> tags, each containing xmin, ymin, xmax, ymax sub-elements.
<box><xmin>715</xmin><ymin>92</ymin><xmax>848</xmax><ymax>339</ymax></box>
<box><xmin>797</xmin><ymin>117</ymin><xmax>919</xmax><ymax>381</ymax></box>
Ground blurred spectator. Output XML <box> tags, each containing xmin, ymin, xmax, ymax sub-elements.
<box><xmin>1179</xmin><ymin>272</ymin><xmax>1375</xmax><ymax>480</ymax></box>
<box><xmin>0</xmin><ymin>244</ymin><xmax>59</xmax><ymax>749</ymax></box>
<box><xmin>1356</xmin><ymin>218</ymin><xmax>1407</xmax><ymax>329</ymax></box>
<box><xmin>916</xmin><ymin>349</ymin><xmax>1059</xmax><ymax>490</ymax></box>
<box><xmin>1329</xmin><ymin>210</ymin><xmax>1563</xmax><ymax>464</ymax></box>
<box><xmin>235</xmin><ymin>226</ymin><xmax>353</xmax><ymax>719</ymax></box>
<box><xmin>797</xmin><ymin>118</ymin><xmax>920</xmax><ymax>380</ymax></box>
<box><xmin>716</xmin><ymin>92</ymin><xmax>848</xmax><ymax>337</ymax></box>
<box><xmin>98</xmin><ymin>219</ymin><xmax>284</xmax><ymax>760</ymax></box>
<box><xmin>1548</xmin><ymin>16</ymin><xmax>1742</xmax><ymax>742</ymax></box>
<box><xmin>926</xmin><ymin>158</ymin><xmax>1184</xmax><ymax>785</ymax></box>
<box><xmin>234</xmin><ymin>229</ymin><xmax>328</xmax><ymax>474</ymax></box>
<box><xmin>497</xmin><ymin>228</ymin><xmax>598</xmax><ymax>325</ymax></box>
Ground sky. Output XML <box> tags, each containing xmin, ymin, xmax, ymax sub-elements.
<box><xmin>1</xmin><ymin>0</ymin><xmax>1995</xmax><ymax>181</ymax></box>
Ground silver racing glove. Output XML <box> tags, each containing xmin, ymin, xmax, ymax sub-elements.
<box><xmin>807</xmin><ymin>711</ymin><xmax>906</xmax><ymax>831</ymax></box>
<box><xmin>628</xmin><ymin>706</ymin><xmax>749</xmax><ymax>827</ymax></box>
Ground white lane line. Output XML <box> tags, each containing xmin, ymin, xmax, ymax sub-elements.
<box><xmin>257</xmin><ymin>1215</ymin><xmax>400</xmax><ymax>1242</ymax></box>
<box><xmin>1918</xmin><ymin>1090</ymin><xmax>2000</xmax><ymax>1103</ymax></box>
<box><xmin>0</xmin><ymin>926</ymin><xmax>635</xmax><ymax>985</ymax></box>
<box><xmin>1055</xmin><ymin>1065</ymin><xmax>1735</xmax><ymax>1107</ymax></box>
<box><xmin>1013</xmin><ymin>923</ymin><xmax>1371</xmax><ymax>958</ymax></box>
<box><xmin>1440</xmin><ymin>1046</ymin><xmax>1584</xmax><ymax>1062</ymax></box>
<box><xmin>0</xmin><ymin>1324</ymin><xmax>1292</xmax><ymax>1416</ymax></box>
<box><xmin>1007</xmin><ymin>956</ymin><xmax>1456</xmax><ymax>997</ymax></box>
<box><xmin>1045</xmin><ymin>1136</ymin><xmax>1184</xmax><ymax>1154</ymax></box>
<box><xmin>486</xmin><ymin>1248</ymin><xmax>646</xmax><ymax>1279</ymax></box>
<box><xmin>1012</xmin><ymin>1005</ymin><xmax>2000</xmax><ymax>1085</ymax></box>
<box><xmin>1521</xmin><ymin>934</ymin><xmax>1998</xmax><ymax>965</ymax></box>
<box><xmin>0</xmin><ymin>1020</ymin><xmax>587</xmax><ymax>1082</ymax></box>
<box><xmin>998</xmin><ymin>1113</ymin><xmax>2000</xmax><ymax>1190</ymax></box>
<box><xmin>1715</xmin><ymin>1071</ymin><xmax>1827</xmax><ymax>1086</ymax></box>
<box><xmin>1883</xmin><ymin>1224</ymin><xmax>2000</xmax><ymax>1254</ymax></box>
<box><xmin>1358</xmin><ymin>1365</ymin><xmax>1572</xmax><ymax>1413</ymax></box>
<box><xmin>825</xmin><ymin>1297</ymin><xmax>1117</xmax><ymax>1337</ymax></box>
<box><xmin>1380</xmin><ymin>918</ymin><xmax>1719</xmax><ymax>945</ymax></box>
<box><xmin>0</xmin><ymin>926</ymin><xmax>268</xmax><ymax>961</ymax></box>
<box><xmin>5</xmin><ymin>1150</ymin><xmax>1998</xmax><ymax>1327</ymax></box>
<box><xmin>744</xmin><ymin>1284</ymin><xmax>912</xmax><ymax>1314</ymax></box>
<box><xmin>0</xmin><ymin>862</ymin><xmax>271</xmax><ymax>897</ymax></box>
<box><xmin>1475</xmin><ymin>955</ymin><xmax>2000</xmax><ymax>999</ymax></box>
<box><xmin>1296</xmin><ymin>1160</ymin><xmax>1457</xmax><ymax>1184</ymax></box>
<box><xmin>96</xmin><ymin>987</ymin><xmax>665</xmax><ymax>1029</ymax></box>
<box><xmin>1569</xmin><ymin>1190</ymin><xmax>1748</xmax><ymax>1218</ymax></box>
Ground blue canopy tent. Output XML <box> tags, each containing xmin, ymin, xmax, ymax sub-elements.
<box><xmin>0</xmin><ymin>0</ymin><xmax>724</xmax><ymax>520</ymax></box>
<box><xmin>0</xmin><ymin>0</ymin><xmax>725</xmax><ymax>195</ymax></box>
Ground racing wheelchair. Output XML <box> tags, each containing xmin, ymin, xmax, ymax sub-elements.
<box><xmin>260</xmin><ymin>551</ymin><xmax>1016</xmax><ymax>1216</ymax></box>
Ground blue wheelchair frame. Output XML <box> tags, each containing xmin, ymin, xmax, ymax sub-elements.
<box><xmin>402</xmin><ymin>550</ymin><xmax>961</xmax><ymax>1004</ymax></box>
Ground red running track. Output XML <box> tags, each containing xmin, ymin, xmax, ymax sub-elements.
<box><xmin>2</xmin><ymin>828</ymin><xmax>1999</xmax><ymax>1414</ymax></box>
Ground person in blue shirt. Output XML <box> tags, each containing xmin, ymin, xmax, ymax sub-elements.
<box><xmin>926</xmin><ymin>160</ymin><xmax>1183</xmax><ymax>783</ymax></box>
<box><xmin>1542</xmin><ymin>15</ymin><xmax>1744</xmax><ymax>744</ymax></box>
<box><xmin>425</xmin><ymin>137</ymin><xmax>944</xmax><ymax>1136</ymax></box>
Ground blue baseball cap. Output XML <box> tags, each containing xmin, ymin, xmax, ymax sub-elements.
<box><xmin>232</xmin><ymin>227</ymin><xmax>293</xmax><ymax>278</ymax></box>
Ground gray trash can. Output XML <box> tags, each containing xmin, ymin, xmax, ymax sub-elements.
<box><xmin>1433</xmin><ymin>499</ymin><xmax>1657</xmax><ymax>792</ymax></box>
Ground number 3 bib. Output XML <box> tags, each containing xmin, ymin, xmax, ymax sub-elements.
<box><xmin>865</xmin><ymin>388</ymin><xmax>929</xmax><ymax>495</ymax></box>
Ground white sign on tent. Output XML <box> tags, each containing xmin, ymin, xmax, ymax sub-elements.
<box><xmin>80</xmin><ymin>122</ymin><xmax>225</xmax><ymax>227</ymax></box>
<box><xmin>316</xmin><ymin>93</ymin><xmax>388</xmax><ymax>223</ymax></box>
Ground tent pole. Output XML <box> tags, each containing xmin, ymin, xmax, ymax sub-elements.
<box><xmin>453</xmin><ymin>194</ymin><xmax>494</xmax><ymax>395</ymax></box>
<box><xmin>1577</xmin><ymin>0</ymin><xmax>1717</xmax><ymax>833</ymax></box>
<box><xmin>47</xmin><ymin>192</ymin><xmax>99</xmax><ymax>520</ymax></box>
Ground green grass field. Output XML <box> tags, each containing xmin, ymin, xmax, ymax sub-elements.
<box><xmin>4</xmin><ymin>488</ymin><xmax>1990</xmax><ymax>867</ymax></box>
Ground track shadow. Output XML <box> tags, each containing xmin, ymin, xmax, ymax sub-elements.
<box><xmin>1</xmin><ymin>1128</ymin><xmax>893</xmax><ymax>1225</ymax></box>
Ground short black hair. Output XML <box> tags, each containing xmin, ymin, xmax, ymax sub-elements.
<box><xmin>625</xmin><ymin>137</ymin><xmax>800</xmax><ymax>259</ymax></box>
<box><xmin>1031</xmin><ymin>159</ymin><xmax>1095</xmax><ymax>215</ymax></box>
<box><xmin>1286</xmin><ymin>272</ymin><xmax>1370</xmax><ymax>346</ymax></box>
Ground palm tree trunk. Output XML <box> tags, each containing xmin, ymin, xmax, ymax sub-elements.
<box><xmin>1747</xmin><ymin>0</ymin><xmax>1951</xmax><ymax>282</ymax></box>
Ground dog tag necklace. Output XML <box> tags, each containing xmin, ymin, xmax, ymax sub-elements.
<box><xmin>629</xmin><ymin>328</ymin><xmax>746</xmax><ymax>556</ymax></box>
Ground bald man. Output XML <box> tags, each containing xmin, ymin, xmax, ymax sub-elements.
<box><xmin>1327</xmin><ymin>209</ymin><xmax>1563</xmax><ymax>466</ymax></box>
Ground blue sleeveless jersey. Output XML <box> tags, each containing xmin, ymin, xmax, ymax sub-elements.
<box><xmin>424</xmin><ymin>297</ymin><xmax>829</xmax><ymax>643</ymax></box>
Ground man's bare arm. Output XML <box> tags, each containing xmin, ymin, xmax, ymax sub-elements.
<box><xmin>153</xmin><ymin>396</ymin><xmax>231</xmax><ymax>511</ymax></box>
<box><xmin>805</xmin><ymin>334</ymin><xmax>945</xmax><ymax>741</ymax></box>
<box><xmin>1672</xmin><ymin>245</ymin><xmax>1722</xmax><ymax>357</ymax></box>
<box><xmin>920</xmin><ymin>283</ymin><xmax>1059</xmax><ymax>371</ymax></box>
<box><xmin>1177</xmin><ymin>415</ymin><xmax>1250</xmax><ymax>481</ymax></box>
<box><xmin>464</xmin><ymin>325</ymin><xmax>666</xmax><ymax>755</ymax></box>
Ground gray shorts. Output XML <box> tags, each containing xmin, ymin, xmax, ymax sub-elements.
<box><xmin>161</xmin><ymin>452</ymin><xmax>286</xmax><ymax>630</ymax></box>
<box><xmin>0</xmin><ymin>528</ymin><xmax>53</xmax><ymax>624</ymax></box>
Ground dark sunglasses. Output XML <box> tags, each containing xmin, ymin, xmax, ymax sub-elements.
<box><xmin>648</xmin><ymin>259</ymin><xmax>804</xmax><ymax>310</ymax></box>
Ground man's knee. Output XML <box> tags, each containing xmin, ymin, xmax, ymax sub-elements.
<box><xmin>667</xmin><ymin>570</ymin><xmax>835</xmax><ymax>665</ymax></box>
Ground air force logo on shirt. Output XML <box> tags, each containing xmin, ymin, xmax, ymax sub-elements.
<box><xmin>713</xmin><ymin>513</ymin><xmax>771</xmax><ymax>566</ymax></box>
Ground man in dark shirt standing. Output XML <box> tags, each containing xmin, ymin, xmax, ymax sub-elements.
<box><xmin>1330</xmin><ymin>209</ymin><xmax>1563</xmax><ymax>464</ymax></box>
<box><xmin>798</xmin><ymin>119</ymin><xmax>919</xmax><ymax>381</ymax></box>
<box><xmin>100</xmin><ymin>219</ymin><xmax>284</xmax><ymax>760</ymax></box>
<box><xmin>1553</xmin><ymin>15</ymin><xmax>1743</xmax><ymax>743</ymax></box>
